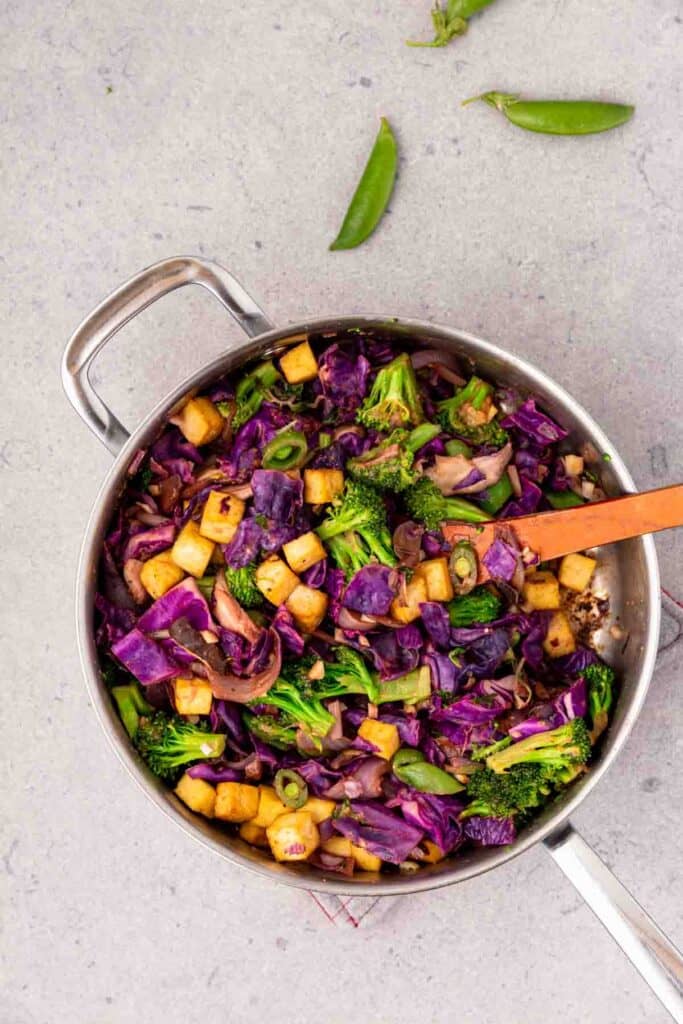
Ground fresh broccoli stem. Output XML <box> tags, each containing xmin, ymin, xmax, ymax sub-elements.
<box><xmin>112</xmin><ymin>683</ymin><xmax>154</xmax><ymax>739</ymax></box>
<box><xmin>243</xmin><ymin>711</ymin><xmax>299</xmax><ymax>751</ymax></box>
<box><xmin>404</xmin><ymin>477</ymin><xmax>490</xmax><ymax>530</ymax></box>
<box><xmin>376</xmin><ymin>665</ymin><xmax>431</xmax><ymax>705</ymax></box>
<box><xmin>581</xmin><ymin>662</ymin><xmax>615</xmax><ymax>741</ymax></box>
<box><xmin>320</xmin><ymin>646</ymin><xmax>380</xmax><ymax>704</ymax></box>
<box><xmin>357</xmin><ymin>353</ymin><xmax>424</xmax><ymax>430</ymax></box>
<box><xmin>486</xmin><ymin>719</ymin><xmax>592</xmax><ymax>778</ymax></box>
<box><xmin>447</xmin><ymin>586</ymin><xmax>502</xmax><ymax>627</ymax></box>
<box><xmin>135</xmin><ymin>713</ymin><xmax>226</xmax><ymax>781</ymax></box>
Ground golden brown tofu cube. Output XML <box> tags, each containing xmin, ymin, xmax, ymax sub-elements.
<box><xmin>322</xmin><ymin>836</ymin><xmax>353</xmax><ymax>857</ymax></box>
<box><xmin>252</xmin><ymin>786</ymin><xmax>291</xmax><ymax>828</ymax></box>
<box><xmin>351</xmin><ymin>844</ymin><xmax>382</xmax><ymax>872</ymax></box>
<box><xmin>255</xmin><ymin>556</ymin><xmax>300</xmax><ymax>606</ymax></box>
<box><xmin>543</xmin><ymin>611</ymin><xmax>576</xmax><ymax>658</ymax></box>
<box><xmin>391</xmin><ymin>574</ymin><xmax>428</xmax><ymax>624</ymax></box>
<box><xmin>282</xmin><ymin>532</ymin><xmax>327</xmax><ymax>574</ymax></box>
<box><xmin>279</xmin><ymin>340</ymin><xmax>318</xmax><ymax>384</ymax></box>
<box><xmin>414</xmin><ymin>557</ymin><xmax>454</xmax><ymax>602</ymax></box>
<box><xmin>522</xmin><ymin>571</ymin><xmax>561</xmax><ymax>610</ymax></box>
<box><xmin>563</xmin><ymin>454</ymin><xmax>584</xmax><ymax>476</ymax></box>
<box><xmin>239</xmin><ymin>821</ymin><xmax>269</xmax><ymax>848</ymax></box>
<box><xmin>199</xmin><ymin>491</ymin><xmax>245</xmax><ymax>544</ymax></box>
<box><xmin>174</xmin><ymin>772</ymin><xmax>216</xmax><ymax>818</ymax></box>
<box><xmin>214</xmin><ymin>782</ymin><xmax>260</xmax><ymax>823</ymax></box>
<box><xmin>171</xmin><ymin>397</ymin><xmax>224</xmax><ymax>446</ymax></box>
<box><xmin>420</xmin><ymin>840</ymin><xmax>446</xmax><ymax>863</ymax></box>
<box><xmin>285</xmin><ymin>584</ymin><xmax>329</xmax><ymax>632</ymax></box>
<box><xmin>304</xmin><ymin>468</ymin><xmax>345</xmax><ymax>504</ymax></box>
<box><xmin>301</xmin><ymin>797</ymin><xmax>336</xmax><ymax>823</ymax></box>
<box><xmin>139</xmin><ymin>550</ymin><xmax>184</xmax><ymax>599</ymax></box>
<box><xmin>558</xmin><ymin>553</ymin><xmax>597</xmax><ymax>593</ymax></box>
<box><xmin>357</xmin><ymin>719</ymin><xmax>400</xmax><ymax>761</ymax></box>
<box><xmin>171</xmin><ymin>521</ymin><xmax>215</xmax><ymax>577</ymax></box>
<box><xmin>172</xmin><ymin>676</ymin><xmax>213</xmax><ymax>716</ymax></box>
<box><xmin>266</xmin><ymin>811</ymin><xmax>320</xmax><ymax>862</ymax></box>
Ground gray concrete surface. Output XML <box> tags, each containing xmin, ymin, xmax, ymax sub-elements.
<box><xmin>2</xmin><ymin>1</ymin><xmax>682</xmax><ymax>1022</ymax></box>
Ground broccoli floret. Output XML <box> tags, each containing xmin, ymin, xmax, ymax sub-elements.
<box><xmin>320</xmin><ymin>646</ymin><xmax>380</xmax><ymax>704</ymax></box>
<box><xmin>447</xmin><ymin>586</ymin><xmax>503</xmax><ymax>627</ymax></box>
<box><xmin>135</xmin><ymin>712</ymin><xmax>226</xmax><ymax>781</ymax></box>
<box><xmin>357</xmin><ymin>353</ymin><xmax>424</xmax><ymax>430</ymax></box>
<box><xmin>347</xmin><ymin>423</ymin><xmax>440</xmax><ymax>493</ymax></box>
<box><xmin>316</xmin><ymin>479</ymin><xmax>397</xmax><ymax>572</ymax></box>
<box><xmin>224</xmin><ymin>565</ymin><xmax>263</xmax><ymax>609</ymax></box>
<box><xmin>243</xmin><ymin>711</ymin><xmax>299</xmax><ymax>751</ymax></box>
<box><xmin>232</xmin><ymin>360</ymin><xmax>281</xmax><ymax>428</ymax></box>
<box><xmin>437</xmin><ymin>375</ymin><xmax>508</xmax><ymax>448</ymax></box>
<box><xmin>461</xmin><ymin>763</ymin><xmax>553</xmax><ymax>819</ymax></box>
<box><xmin>112</xmin><ymin>683</ymin><xmax>154</xmax><ymax>739</ymax></box>
<box><xmin>581</xmin><ymin>662</ymin><xmax>615</xmax><ymax>740</ymax></box>
<box><xmin>404</xmin><ymin>477</ymin><xmax>490</xmax><ymax>530</ymax></box>
<box><xmin>325</xmin><ymin>532</ymin><xmax>374</xmax><ymax>578</ymax></box>
<box><xmin>486</xmin><ymin>719</ymin><xmax>592</xmax><ymax>779</ymax></box>
<box><xmin>252</xmin><ymin>678</ymin><xmax>335</xmax><ymax>739</ymax></box>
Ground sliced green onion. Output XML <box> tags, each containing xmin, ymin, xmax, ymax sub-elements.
<box><xmin>449</xmin><ymin>540</ymin><xmax>478</xmax><ymax>595</ymax></box>
<box><xmin>274</xmin><ymin>769</ymin><xmax>308</xmax><ymax>809</ymax></box>
<box><xmin>262</xmin><ymin>429</ymin><xmax>308</xmax><ymax>470</ymax></box>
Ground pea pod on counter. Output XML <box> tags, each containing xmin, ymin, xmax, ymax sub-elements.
<box><xmin>407</xmin><ymin>0</ymin><xmax>497</xmax><ymax>48</ymax></box>
<box><xmin>464</xmin><ymin>92</ymin><xmax>635</xmax><ymax>136</ymax></box>
<box><xmin>330</xmin><ymin>117</ymin><xmax>398</xmax><ymax>251</ymax></box>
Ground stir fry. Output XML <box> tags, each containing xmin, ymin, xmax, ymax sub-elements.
<box><xmin>97</xmin><ymin>334</ymin><xmax>615</xmax><ymax>874</ymax></box>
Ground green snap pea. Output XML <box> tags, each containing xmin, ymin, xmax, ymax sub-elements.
<box><xmin>545</xmin><ymin>489</ymin><xmax>585</xmax><ymax>509</ymax></box>
<box><xmin>407</xmin><ymin>0</ymin><xmax>497</xmax><ymax>48</ymax></box>
<box><xmin>465</xmin><ymin>92</ymin><xmax>634</xmax><ymax>136</ymax></box>
<box><xmin>330</xmin><ymin>118</ymin><xmax>398</xmax><ymax>251</ymax></box>
<box><xmin>392</xmin><ymin>749</ymin><xmax>465</xmax><ymax>794</ymax></box>
<box><xmin>478</xmin><ymin>473</ymin><xmax>513</xmax><ymax>516</ymax></box>
<box><xmin>445</xmin><ymin>438</ymin><xmax>473</xmax><ymax>458</ymax></box>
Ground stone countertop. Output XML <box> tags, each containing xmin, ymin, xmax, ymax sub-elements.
<box><xmin>2</xmin><ymin>2</ymin><xmax>682</xmax><ymax>1022</ymax></box>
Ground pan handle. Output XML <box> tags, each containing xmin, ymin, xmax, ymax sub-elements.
<box><xmin>545</xmin><ymin>824</ymin><xmax>683</xmax><ymax>1020</ymax></box>
<box><xmin>61</xmin><ymin>255</ymin><xmax>274</xmax><ymax>455</ymax></box>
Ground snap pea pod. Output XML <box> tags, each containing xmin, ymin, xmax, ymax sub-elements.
<box><xmin>407</xmin><ymin>0</ymin><xmax>497</xmax><ymax>48</ymax></box>
<box><xmin>465</xmin><ymin>92</ymin><xmax>634</xmax><ymax>136</ymax></box>
<box><xmin>392</xmin><ymin>749</ymin><xmax>464</xmax><ymax>794</ymax></box>
<box><xmin>545</xmin><ymin>489</ymin><xmax>585</xmax><ymax>509</ymax></box>
<box><xmin>330</xmin><ymin>117</ymin><xmax>397</xmax><ymax>251</ymax></box>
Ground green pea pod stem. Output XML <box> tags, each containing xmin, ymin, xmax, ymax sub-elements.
<box><xmin>407</xmin><ymin>0</ymin><xmax>496</xmax><ymax>47</ymax></box>
<box><xmin>465</xmin><ymin>92</ymin><xmax>635</xmax><ymax>136</ymax></box>
<box><xmin>330</xmin><ymin>117</ymin><xmax>398</xmax><ymax>251</ymax></box>
<box><xmin>394</xmin><ymin>757</ymin><xmax>465</xmax><ymax>794</ymax></box>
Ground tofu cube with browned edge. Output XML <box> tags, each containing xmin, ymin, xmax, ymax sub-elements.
<box><xmin>523</xmin><ymin>571</ymin><xmax>561</xmax><ymax>610</ymax></box>
<box><xmin>252</xmin><ymin>786</ymin><xmax>290</xmax><ymax>828</ymax></box>
<box><xmin>214</xmin><ymin>782</ymin><xmax>260</xmax><ymax>823</ymax></box>
<box><xmin>304</xmin><ymin>468</ymin><xmax>344</xmax><ymax>504</ymax></box>
<box><xmin>559</xmin><ymin>553</ymin><xmax>597</xmax><ymax>593</ymax></box>
<box><xmin>267</xmin><ymin>811</ymin><xmax>320</xmax><ymax>862</ymax></box>
<box><xmin>171</xmin><ymin>521</ymin><xmax>215</xmax><ymax>577</ymax></box>
<box><xmin>171</xmin><ymin>397</ymin><xmax>224</xmax><ymax>446</ymax></box>
<box><xmin>140</xmin><ymin>550</ymin><xmax>184</xmax><ymax>599</ymax></box>
<box><xmin>282</xmin><ymin>532</ymin><xmax>327</xmax><ymax>574</ymax></box>
<box><xmin>174</xmin><ymin>772</ymin><xmax>216</xmax><ymax>818</ymax></box>
<box><xmin>199</xmin><ymin>491</ymin><xmax>245</xmax><ymax>544</ymax></box>
<box><xmin>391</xmin><ymin>574</ymin><xmax>428</xmax><ymax>624</ymax></box>
<box><xmin>286</xmin><ymin>584</ymin><xmax>329</xmax><ymax>632</ymax></box>
<box><xmin>414</xmin><ymin>557</ymin><xmax>454</xmax><ymax>602</ymax></box>
<box><xmin>279</xmin><ymin>340</ymin><xmax>318</xmax><ymax>384</ymax></box>
<box><xmin>351</xmin><ymin>844</ymin><xmax>382</xmax><ymax>871</ymax></box>
<box><xmin>357</xmin><ymin>719</ymin><xmax>400</xmax><ymax>761</ymax></box>
<box><xmin>301</xmin><ymin>797</ymin><xmax>336</xmax><ymax>823</ymax></box>
<box><xmin>239</xmin><ymin>821</ymin><xmax>269</xmax><ymax>847</ymax></box>
<box><xmin>173</xmin><ymin>676</ymin><xmax>213</xmax><ymax>716</ymax></box>
<box><xmin>255</xmin><ymin>556</ymin><xmax>300</xmax><ymax>606</ymax></box>
<box><xmin>543</xmin><ymin>611</ymin><xmax>576</xmax><ymax>658</ymax></box>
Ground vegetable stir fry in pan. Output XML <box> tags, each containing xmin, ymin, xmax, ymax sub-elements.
<box><xmin>97</xmin><ymin>334</ymin><xmax>615</xmax><ymax>874</ymax></box>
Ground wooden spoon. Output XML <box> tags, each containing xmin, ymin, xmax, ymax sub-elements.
<box><xmin>442</xmin><ymin>483</ymin><xmax>683</xmax><ymax>581</ymax></box>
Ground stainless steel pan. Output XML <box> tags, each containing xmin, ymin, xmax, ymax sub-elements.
<box><xmin>62</xmin><ymin>256</ymin><xmax>683</xmax><ymax>1020</ymax></box>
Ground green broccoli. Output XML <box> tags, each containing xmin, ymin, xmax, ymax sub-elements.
<box><xmin>581</xmin><ymin>662</ymin><xmax>615</xmax><ymax>741</ymax></box>
<box><xmin>224</xmin><ymin>564</ymin><xmax>263</xmax><ymax>609</ymax></box>
<box><xmin>376</xmin><ymin>665</ymin><xmax>432</xmax><ymax>705</ymax></box>
<box><xmin>447</xmin><ymin>586</ymin><xmax>503</xmax><ymax>627</ymax></box>
<box><xmin>404</xmin><ymin>477</ymin><xmax>490</xmax><ymax>530</ymax></box>
<box><xmin>320</xmin><ymin>646</ymin><xmax>380</xmax><ymax>704</ymax></box>
<box><xmin>231</xmin><ymin>359</ymin><xmax>281</xmax><ymax>428</ymax></box>
<box><xmin>111</xmin><ymin>683</ymin><xmax>154</xmax><ymax>739</ymax></box>
<box><xmin>347</xmin><ymin>423</ymin><xmax>441</xmax><ymax>492</ymax></box>
<box><xmin>461</xmin><ymin>763</ymin><xmax>553</xmax><ymax>819</ymax></box>
<box><xmin>243</xmin><ymin>711</ymin><xmax>299</xmax><ymax>751</ymax></box>
<box><xmin>135</xmin><ymin>712</ymin><xmax>226</xmax><ymax>781</ymax></box>
<box><xmin>485</xmin><ymin>718</ymin><xmax>592</xmax><ymax>780</ymax></box>
<box><xmin>437</xmin><ymin>375</ymin><xmax>508</xmax><ymax>448</ymax></box>
<box><xmin>316</xmin><ymin>479</ymin><xmax>397</xmax><ymax>574</ymax></box>
<box><xmin>251</xmin><ymin>678</ymin><xmax>335</xmax><ymax>739</ymax></box>
<box><xmin>357</xmin><ymin>353</ymin><xmax>424</xmax><ymax>430</ymax></box>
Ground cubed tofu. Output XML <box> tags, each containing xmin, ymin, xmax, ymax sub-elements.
<box><xmin>351</xmin><ymin>844</ymin><xmax>382</xmax><ymax>872</ymax></box>
<box><xmin>304</xmin><ymin>468</ymin><xmax>344</xmax><ymax>504</ymax></box>
<box><xmin>559</xmin><ymin>553</ymin><xmax>597</xmax><ymax>593</ymax></box>
<box><xmin>266</xmin><ymin>811</ymin><xmax>320</xmax><ymax>862</ymax></box>
<box><xmin>543</xmin><ymin>611</ymin><xmax>576</xmax><ymax>658</ymax></box>
<box><xmin>172</xmin><ymin>676</ymin><xmax>213</xmax><ymax>716</ymax></box>
<box><xmin>322</xmin><ymin>836</ymin><xmax>352</xmax><ymax>857</ymax></box>
<box><xmin>562</xmin><ymin>454</ymin><xmax>584</xmax><ymax>477</ymax></box>
<box><xmin>174</xmin><ymin>772</ymin><xmax>216</xmax><ymax>818</ymax></box>
<box><xmin>282</xmin><ymin>532</ymin><xmax>327</xmax><ymax>574</ymax></box>
<box><xmin>239</xmin><ymin>821</ymin><xmax>269</xmax><ymax>848</ymax></box>
<box><xmin>279</xmin><ymin>340</ymin><xmax>318</xmax><ymax>384</ymax></box>
<box><xmin>252</xmin><ymin>786</ymin><xmax>291</xmax><ymax>828</ymax></box>
<box><xmin>255</xmin><ymin>556</ymin><xmax>300</xmax><ymax>606</ymax></box>
<box><xmin>285</xmin><ymin>584</ymin><xmax>329</xmax><ymax>632</ymax></box>
<box><xmin>139</xmin><ymin>550</ymin><xmax>184</xmax><ymax>599</ymax></box>
<box><xmin>214</xmin><ymin>782</ymin><xmax>260</xmax><ymax>823</ymax></box>
<box><xmin>522</xmin><ymin>571</ymin><xmax>561</xmax><ymax>610</ymax></box>
<box><xmin>414</xmin><ymin>557</ymin><xmax>454</xmax><ymax>602</ymax></box>
<box><xmin>390</xmin><ymin>574</ymin><xmax>428</xmax><ymax>624</ymax></box>
<box><xmin>199</xmin><ymin>491</ymin><xmax>245</xmax><ymax>544</ymax></box>
<box><xmin>301</xmin><ymin>797</ymin><xmax>336</xmax><ymax>823</ymax></box>
<box><xmin>357</xmin><ymin>719</ymin><xmax>400</xmax><ymax>761</ymax></box>
<box><xmin>171</xmin><ymin>521</ymin><xmax>215</xmax><ymax>577</ymax></box>
<box><xmin>170</xmin><ymin>397</ymin><xmax>224</xmax><ymax>446</ymax></box>
<box><xmin>420</xmin><ymin>840</ymin><xmax>446</xmax><ymax>864</ymax></box>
